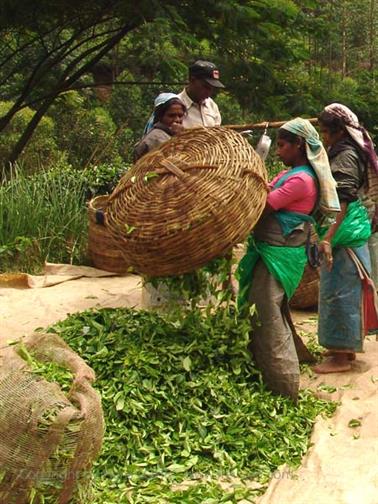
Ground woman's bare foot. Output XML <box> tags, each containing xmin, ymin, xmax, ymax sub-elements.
<box><xmin>313</xmin><ymin>354</ymin><xmax>352</xmax><ymax>374</ymax></box>
<box><xmin>322</xmin><ymin>350</ymin><xmax>356</xmax><ymax>361</ymax></box>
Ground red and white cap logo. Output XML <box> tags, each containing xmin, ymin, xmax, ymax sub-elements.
<box><xmin>212</xmin><ymin>70</ymin><xmax>220</xmax><ymax>79</ymax></box>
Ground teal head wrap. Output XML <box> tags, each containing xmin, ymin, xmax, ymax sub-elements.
<box><xmin>281</xmin><ymin>118</ymin><xmax>340</xmax><ymax>220</ymax></box>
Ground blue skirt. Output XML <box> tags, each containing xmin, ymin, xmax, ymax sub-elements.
<box><xmin>318</xmin><ymin>244</ymin><xmax>371</xmax><ymax>352</ymax></box>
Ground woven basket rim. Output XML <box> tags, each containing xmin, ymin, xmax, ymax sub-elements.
<box><xmin>88</xmin><ymin>194</ymin><xmax>109</xmax><ymax>212</ymax></box>
<box><xmin>105</xmin><ymin>127</ymin><xmax>268</xmax><ymax>276</ymax></box>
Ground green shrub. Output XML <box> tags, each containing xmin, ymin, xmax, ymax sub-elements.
<box><xmin>107</xmin><ymin>69</ymin><xmax>154</xmax><ymax>159</ymax></box>
<box><xmin>216</xmin><ymin>92</ymin><xmax>246</xmax><ymax>125</ymax></box>
<box><xmin>49</xmin><ymin>92</ymin><xmax>124</xmax><ymax>168</ymax></box>
<box><xmin>81</xmin><ymin>162</ymin><xmax>130</xmax><ymax>199</ymax></box>
<box><xmin>0</xmin><ymin>101</ymin><xmax>62</xmax><ymax>172</ymax></box>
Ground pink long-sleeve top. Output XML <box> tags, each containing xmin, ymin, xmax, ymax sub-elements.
<box><xmin>268</xmin><ymin>169</ymin><xmax>318</xmax><ymax>214</ymax></box>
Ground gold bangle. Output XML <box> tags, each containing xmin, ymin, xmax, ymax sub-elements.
<box><xmin>321</xmin><ymin>240</ymin><xmax>331</xmax><ymax>246</ymax></box>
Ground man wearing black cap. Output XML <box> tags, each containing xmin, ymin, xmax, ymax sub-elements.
<box><xmin>177</xmin><ymin>60</ymin><xmax>225</xmax><ymax>129</ymax></box>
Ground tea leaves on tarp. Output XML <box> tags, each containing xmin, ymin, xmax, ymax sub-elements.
<box><xmin>46</xmin><ymin>306</ymin><xmax>337</xmax><ymax>502</ymax></box>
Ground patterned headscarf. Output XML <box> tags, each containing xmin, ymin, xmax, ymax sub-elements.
<box><xmin>281</xmin><ymin>117</ymin><xmax>340</xmax><ymax>219</ymax></box>
<box><xmin>324</xmin><ymin>103</ymin><xmax>378</xmax><ymax>174</ymax></box>
<box><xmin>143</xmin><ymin>93</ymin><xmax>183</xmax><ymax>135</ymax></box>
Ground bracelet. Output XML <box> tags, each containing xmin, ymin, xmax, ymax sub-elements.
<box><xmin>321</xmin><ymin>240</ymin><xmax>331</xmax><ymax>246</ymax></box>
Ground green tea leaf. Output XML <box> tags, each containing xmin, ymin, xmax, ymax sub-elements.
<box><xmin>348</xmin><ymin>418</ymin><xmax>361</xmax><ymax>428</ymax></box>
<box><xmin>116</xmin><ymin>397</ymin><xmax>125</xmax><ymax>411</ymax></box>
<box><xmin>182</xmin><ymin>356</ymin><xmax>192</xmax><ymax>372</ymax></box>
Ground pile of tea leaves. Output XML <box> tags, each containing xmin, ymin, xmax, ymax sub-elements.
<box><xmin>43</xmin><ymin>306</ymin><xmax>336</xmax><ymax>503</ymax></box>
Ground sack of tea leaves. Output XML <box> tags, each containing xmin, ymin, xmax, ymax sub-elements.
<box><xmin>0</xmin><ymin>332</ymin><xmax>104</xmax><ymax>504</ymax></box>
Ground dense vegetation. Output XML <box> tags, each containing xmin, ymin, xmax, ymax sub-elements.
<box><xmin>0</xmin><ymin>0</ymin><xmax>377</xmax><ymax>171</ymax></box>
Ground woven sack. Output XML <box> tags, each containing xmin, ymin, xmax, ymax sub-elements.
<box><xmin>367</xmin><ymin>164</ymin><xmax>378</xmax><ymax>204</ymax></box>
<box><xmin>106</xmin><ymin>127</ymin><xmax>268</xmax><ymax>277</ymax></box>
<box><xmin>88</xmin><ymin>195</ymin><xmax>129</xmax><ymax>274</ymax></box>
<box><xmin>0</xmin><ymin>332</ymin><xmax>104</xmax><ymax>504</ymax></box>
<box><xmin>290</xmin><ymin>264</ymin><xmax>320</xmax><ymax>309</ymax></box>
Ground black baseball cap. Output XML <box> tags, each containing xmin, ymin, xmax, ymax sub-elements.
<box><xmin>189</xmin><ymin>60</ymin><xmax>225</xmax><ymax>88</ymax></box>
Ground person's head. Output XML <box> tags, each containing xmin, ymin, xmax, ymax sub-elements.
<box><xmin>143</xmin><ymin>93</ymin><xmax>186</xmax><ymax>135</ymax></box>
<box><xmin>154</xmin><ymin>98</ymin><xmax>186</xmax><ymax>128</ymax></box>
<box><xmin>186</xmin><ymin>60</ymin><xmax>225</xmax><ymax>103</ymax></box>
<box><xmin>319</xmin><ymin>103</ymin><xmax>378</xmax><ymax>173</ymax></box>
<box><xmin>276</xmin><ymin>128</ymin><xmax>307</xmax><ymax>167</ymax></box>
<box><xmin>318</xmin><ymin>110</ymin><xmax>348</xmax><ymax>148</ymax></box>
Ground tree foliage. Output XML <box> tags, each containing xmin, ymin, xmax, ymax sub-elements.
<box><xmin>0</xmin><ymin>0</ymin><xmax>377</xmax><ymax>170</ymax></box>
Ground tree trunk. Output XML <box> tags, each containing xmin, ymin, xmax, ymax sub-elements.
<box><xmin>4</xmin><ymin>23</ymin><xmax>135</xmax><ymax>172</ymax></box>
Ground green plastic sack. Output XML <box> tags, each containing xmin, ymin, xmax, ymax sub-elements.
<box><xmin>237</xmin><ymin>237</ymin><xmax>307</xmax><ymax>308</ymax></box>
<box><xmin>317</xmin><ymin>200</ymin><xmax>371</xmax><ymax>248</ymax></box>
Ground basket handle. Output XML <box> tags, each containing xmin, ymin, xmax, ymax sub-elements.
<box><xmin>108</xmin><ymin>162</ymin><xmax>269</xmax><ymax>203</ymax></box>
<box><xmin>158</xmin><ymin>159</ymin><xmax>217</xmax><ymax>178</ymax></box>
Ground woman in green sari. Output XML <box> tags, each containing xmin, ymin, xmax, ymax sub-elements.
<box><xmin>237</xmin><ymin>118</ymin><xmax>339</xmax><ymax>400</ymax></box>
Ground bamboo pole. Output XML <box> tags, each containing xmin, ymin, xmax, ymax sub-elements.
<box><xmin>224</xmin><ymin>117</ymin><xmax>319</xmax><ymax>131</ymax></box>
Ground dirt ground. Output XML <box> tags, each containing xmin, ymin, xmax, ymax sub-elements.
<box><xmin>0</xmin><ymin>265</ymin><xmax>377</xmax><ymax>504</ymax></box>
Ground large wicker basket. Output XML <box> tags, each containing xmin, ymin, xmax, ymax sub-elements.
<box><xmin>88</xmin><ymin>195</ymin><xmax>129</xmax><ymax>274</ymax></box>
<box><xmin>106</xmin><ymin>127</ymin><xmax>268</xmax><ymax>277</ymax></box>
<box><xmin>290</xmin><ymin>264</ymin><xmax>320</xmax><ymax>309</ymax></box>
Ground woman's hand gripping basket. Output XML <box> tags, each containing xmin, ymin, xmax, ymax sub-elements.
<box><xmin>106</xmin><ymin>127</ymin><xmax>268</xmax><ymax>277</ymax></box>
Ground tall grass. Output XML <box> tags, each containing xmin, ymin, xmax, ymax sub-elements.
<box><xmin>0</xmin><ymin>165</ymin><xmax>88</xmax><ymax>273</ymax></box>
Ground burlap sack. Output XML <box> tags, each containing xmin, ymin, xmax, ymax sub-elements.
<box><xmin>0</xmin><ymin>332</ymin><xmax>104</xmax><ymax>504</ymax></box>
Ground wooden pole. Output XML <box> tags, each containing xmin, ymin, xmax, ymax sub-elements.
<box><xmin>224</xmin><ymin>117</ymin><xmax>319</xmax><ymax>131</ymax></box>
